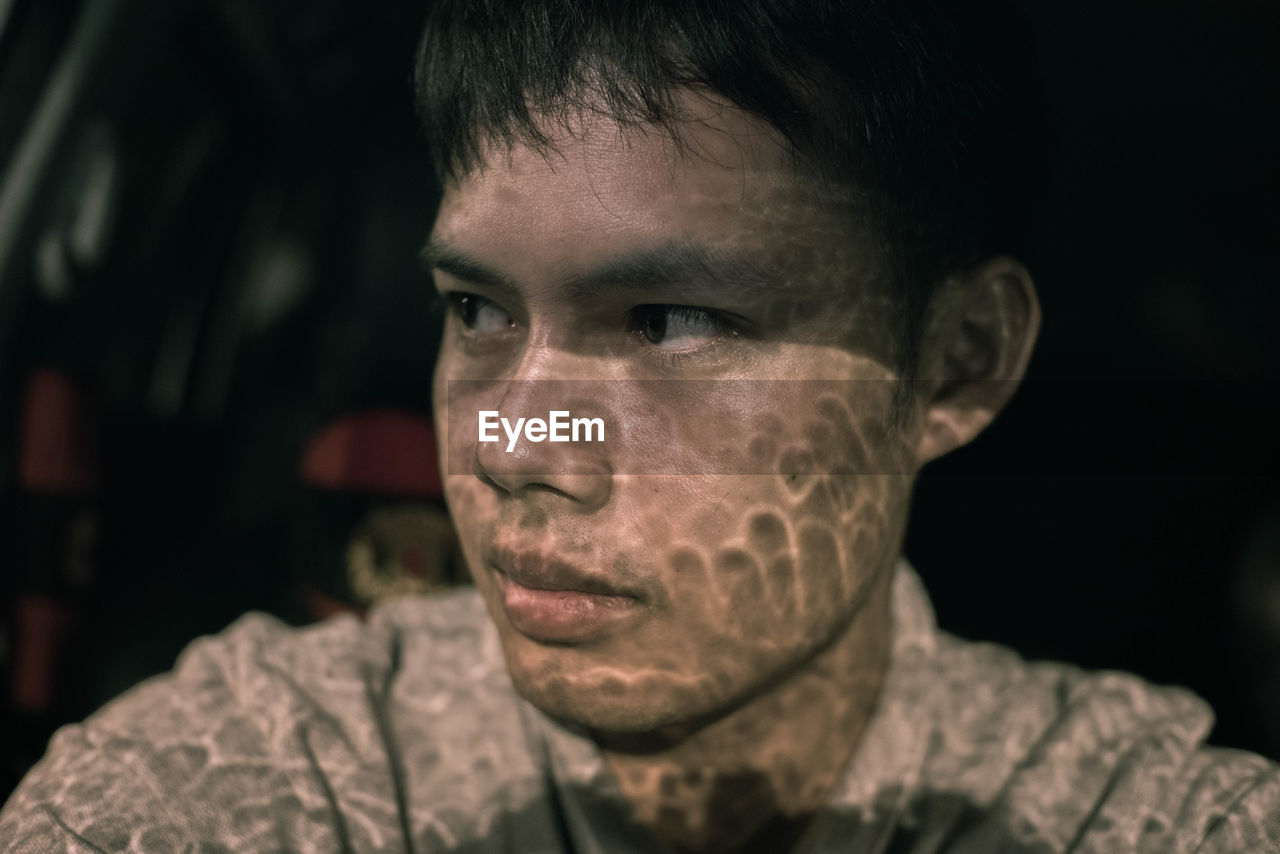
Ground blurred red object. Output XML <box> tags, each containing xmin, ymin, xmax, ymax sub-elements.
<box><xmin>18</xmin><ymin>369</ymin><xmax>100</xmax><ymax>495</ymax></box>
<box><xmin>10</xmin><ymin>596</ymin><xmax>75</xmax><ymax>713</ymax></box>
<box><xmin>301</xmin><ymin>410</ymin><xmax>441</xmax><ymax>496</ymax></box>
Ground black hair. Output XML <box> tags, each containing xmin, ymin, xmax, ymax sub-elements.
<box><xmin>413</xmin><ymin>0</ymin><xmax>1044</xmax><ymax>378</ymax></box>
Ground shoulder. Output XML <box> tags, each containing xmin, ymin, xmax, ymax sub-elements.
<box><xmin>0</xmin><ymin>589</ymin><xmax>508</xmax><ymax>852</ymax></box>
<box><xmin>914</xmin><ymin>632</ymin><xmax>1280</xmax><ymax>852</ymax></box>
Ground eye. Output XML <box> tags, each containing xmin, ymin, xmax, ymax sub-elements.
<box><xmin>446</xmin><ymin>292</ymin><xmax>515</xmax><ymax>334</ymax></box>
<box><xmin>632</xmin><ymin>305</ymin><xmax>730</xmax><ymax>352</ymax></box>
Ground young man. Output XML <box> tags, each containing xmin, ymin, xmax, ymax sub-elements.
<box><xmin>3</xmin><ymin>1</ymin><xmax>1277</xmax><ymax>851</ymax></box>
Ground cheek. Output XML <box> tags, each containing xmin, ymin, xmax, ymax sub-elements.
<box><xmin>652</xmin><ymin>480</ymin><xmax>900</xmax><ymax>654</ymax></box>
<box><xmin>441</xmin><ymin>476</ymin><xmax>496</xmax><ymax>585</ymax></box>
<box><xmin>649</xmin><ymin>384</ymin><xmax>914</xmax><ymax>652</ymax></box>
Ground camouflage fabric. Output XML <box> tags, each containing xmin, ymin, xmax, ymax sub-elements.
<box><xmin>3</xmin><ymin>563</ymin><xmax>1278</xmax><ymax>852</ymax></box>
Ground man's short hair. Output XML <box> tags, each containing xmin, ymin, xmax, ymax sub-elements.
<box><xmin>413</xmin><ymin>0</ymin><xmax>1045</xmax><ymax>376</ymax></box>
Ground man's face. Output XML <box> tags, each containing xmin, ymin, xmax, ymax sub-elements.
<box><xmin>429</xmin><ymin>96</ymin><xmax>921</xmax><ymax>733</ymax></box>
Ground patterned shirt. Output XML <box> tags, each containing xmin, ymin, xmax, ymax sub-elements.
<box><xmin>2</xmin><ymin>563</ymin><xmax>1278</xmax><ymax>852</ymax></box>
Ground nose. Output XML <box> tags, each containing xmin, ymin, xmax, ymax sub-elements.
<box><xmin>474</xmin><ymin>378</ymin><xmax>613</xmax><ymax>512</ymax></box>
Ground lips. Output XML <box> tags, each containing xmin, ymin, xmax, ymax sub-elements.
<box><xmin>485</xmin><ymin>541</ymin><xmax>645</xmax><ymax>643</ymax></box>
<box><xmin>489</xmin><ymin>543</ymin><xmax>641</xmax><ymax>597</ymax></box>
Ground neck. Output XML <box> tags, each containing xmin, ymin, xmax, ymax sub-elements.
<box><xmin>596</xmin><ymin>574</ymin><xmax>893</xmax><ymax>853</ymax></box>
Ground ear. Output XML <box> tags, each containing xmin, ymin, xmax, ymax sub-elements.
<box><xmin>913</xmin><ymin>257</ymin><xmax>1040</xmax><ymax>466</ymax></box>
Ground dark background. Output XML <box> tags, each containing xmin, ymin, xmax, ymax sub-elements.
<box><xmin>0</xmin><ymin>0</ymin><xmax>1277</xmax><ymax>801</ymax></box>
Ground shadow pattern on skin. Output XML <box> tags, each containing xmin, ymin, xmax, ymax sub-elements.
<box><xmin>426</xmin><ymin>91</ymin><xmax>1018</xmax><ymax>852</ymax></box>
<box><xmin>440</xmin><ymin>376</ymin><xmax>914</xmax><ymax>850</ymax></box>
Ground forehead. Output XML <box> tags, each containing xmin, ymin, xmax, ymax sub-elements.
<box><xmin>431</xmin><ymin>94</ymin><xmax>877</xmax><ymax>282</ymax></box>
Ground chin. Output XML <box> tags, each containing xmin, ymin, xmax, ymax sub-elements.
<box><xmin>503</xmin><ymin>649</ymin><xmax>717</xmax><ymax>735</ymax></box>
<box><xmin>526</xmin><ymin>689</ymin><xmax>680</xmax><ymax>734</ymax></box>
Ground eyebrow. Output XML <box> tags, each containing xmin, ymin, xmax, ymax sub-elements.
<box><xmin>421</xmin><ymin>239</ymin><xmax>517</xmax><ymax>294</ymax></box>
<box><xmin>422</xmin><ymin>237</ymin><xmax>786</xmax><ymax>300</ymax></box>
